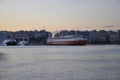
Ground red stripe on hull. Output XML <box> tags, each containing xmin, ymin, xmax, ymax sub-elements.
<box><xmin>47</xmin><ymin>40</ymin><xmax>86</xmax><ymax>45</ymax></box>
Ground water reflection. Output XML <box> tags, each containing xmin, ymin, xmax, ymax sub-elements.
<box><xmin>0</xmin><ymin>45</ymin><xmax>120</xmax><ymax>80</ymax></box>
<box><xmin>0</xmin><ymin>52</ymin><xmax>6</xmax><ymax>60</ymax></box>
<box><xmin>0</xmin><ymin>52</ymin><xmax>6</xmax><ymax>80</ymax></box>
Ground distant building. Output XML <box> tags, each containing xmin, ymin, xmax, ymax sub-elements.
<box><xmin>118</xmin><ymin>30</ymin><xmax>120</xmax><ymax>43</ymax></box>
<box><xmin>98</xmin><ymin>30</ymin><xmax>107</xmax><ymax>43</ymax></box>
<box><xmin>88</xmin><ymin>30</ymin><xmax>107</xmax><ymax>43</ymax></box>
<box><xmin>47</xmin><ymin>32</ymin><xmax>52</xmax><ymax>38</ymax></box>
<box><xmin>59</xmin><ymin>30</ymin><xmax>70</xmax><ymax>36</ymax></box>
<box><xmin>108</xmin><ymin>32</ymin><xmax>119</xmax><ymax>44</ymax></box>
<box><xmin>14</xmin><ymin>31</ymin><xmax>29</xmax><ymax>42</ymax></box>
<box><xmin>76</xmin><ymin>31</ymin><xmax>89</xmax><ymax>41</ymax></box>
<box><xmin>29</xmin><ymin>30</ymin><xmax>49</xmax><ymax>45</ymax></box>
<box><xmin>13</xmin><ymin>30</ymin><xmax>50</xmax><ymax>45</ymax></box>
<box><xmin>88</xmin><ymin>30</ymin><xmax>100</xmax><ymax>43</ymax></box>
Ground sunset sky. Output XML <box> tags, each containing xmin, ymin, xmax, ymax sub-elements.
<box><xmin>0</xmin><ymin>0</ymin><xmax>120</xmax><ymax>32</ymax></box>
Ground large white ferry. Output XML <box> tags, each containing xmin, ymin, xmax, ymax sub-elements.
<box><xmin>47</xmin><ymin>35</ymin><xmax>87</xmax><ymax>45</ymax></box>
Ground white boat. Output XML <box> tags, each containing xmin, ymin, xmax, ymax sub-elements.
<box><xmin>18</xmin><ymin>41</ymin><xmax>28</xmax><ymax>46</ymax></box>
<box><xmin>47</xmin><ymin>35</ymin><xmax>87</xmax><ymax>45</ymax></box>
<box><xmin>2</xmin><ymin>39</ymin><xmax>17</xmax><ymax>46</ymax></box>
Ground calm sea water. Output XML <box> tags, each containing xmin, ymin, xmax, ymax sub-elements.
<box><xmin>0</xmin><ymin>45</ymin><xmax>120</xmax><ymax>80</ymax></box>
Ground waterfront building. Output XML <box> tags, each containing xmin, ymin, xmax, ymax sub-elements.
<box><xmin>14</xmin><ymin>31</ymin><xmax>30</xmax><ymax>42</ymax></box>
<box><xmin>98</xmin><ymin>30</ymin><xmax>107</xmax><ymax>43</ymax></box>
<box><xmin>76</xmin><ymin>31</ymin><xmax>89</xmax><ymax>41</ymax></box>
<box><xmin>88</xmin><ymin>30</ymin><xmax>100</xmax><ymax>43</ymax></box>
<box><xmin>13</xmin><ymin>30</ymin><xmax>49</xmax><ymax>45</ymax></box>
<box><xmin>108</xmin><ymin>32</ymin><xmax>119</xmax><ymax>43</ymax></box>
<box><xmin>29</xmin><ymin>30</ymin><xmax>49</xmax><ymax>45</ymax></box>
<box><xmin>59</xmin><ymin>30</ymin><xmax>70</xmax><ymax>36</ymax></box>
<box><xmin>47</xmin><ymin>32</ymin><xmax>52</xmax><ymax>38</ymax></box>
<box><xmin>118</xmin><ymin>30</ymin><xmax>120</xmax><ymax>43</ymax></box>
<box><xmin>88</xmin><ymin>30</ymin><xmax>107</xmax><ymax>43</ymax></box>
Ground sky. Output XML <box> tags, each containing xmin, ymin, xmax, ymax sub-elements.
<box><xmin>0</xmin><ymin>0</ymin><xmax>120</xmax><ymax>32</ymax></box>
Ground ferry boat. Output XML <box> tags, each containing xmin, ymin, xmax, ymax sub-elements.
<box><xmin>47</xmin><ymin>35</ymin><xmax>87</xmax><ymax>45</ymax></box>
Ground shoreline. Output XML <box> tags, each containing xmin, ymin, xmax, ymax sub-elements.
<box><xmin>0</xmin><ymin>43</ymin><xmax>120</xmax><ymax>46</ymax></box>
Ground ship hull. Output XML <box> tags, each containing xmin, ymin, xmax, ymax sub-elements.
<box><xmin>6</xmin><ymin>41</ymin><xmax>17</xmax><ymax>46</ymax></box>
<box><xmin>47</xmin><ymin>40</ymin><xmax>86</xmax><ymax>45</ymax></box>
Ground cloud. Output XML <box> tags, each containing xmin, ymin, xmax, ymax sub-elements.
<box><xmin>102</xmin><ymin>26</ymin><xmax>114</xmax><ymax>28</ymax></box>
<box><xmin>85</xmin><ymin>26</ymin><xmax>90</xmax><ymax>28</ymax></box>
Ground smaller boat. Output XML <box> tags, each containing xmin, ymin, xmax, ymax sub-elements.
<box><xmin>18</xmin><ymin>41</ymin><xmax>28</xmax><ymax>46</ymax></box>
<box><xmin>2</xmin><ymin>39</ymin><xmax>17</xmax><ymax>46</ymax></box>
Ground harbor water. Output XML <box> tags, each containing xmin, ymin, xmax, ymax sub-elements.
<box><xmin>0</xmin><ymin>45</ymin><xmax>120</xmax><ymax>80</ymax></box>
